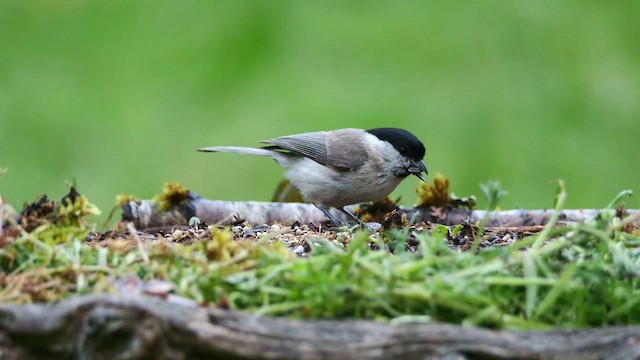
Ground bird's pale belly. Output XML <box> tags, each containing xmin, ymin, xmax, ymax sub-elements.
<box><xmin>286</xmin><ymin>159</ymin><xmax>404</xmax><ymax>208</ymax></box>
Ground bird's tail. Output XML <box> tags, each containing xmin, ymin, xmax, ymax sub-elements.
<box><xmin>198</xmin><ymin>146</ymin><xmax>286</xmax><ymax>161</ymax></box>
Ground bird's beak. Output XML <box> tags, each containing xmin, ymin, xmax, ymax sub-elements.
<box><xmin>408</xmin><ymin>160</ymin><xmax>428</xmax><ymax>182</ymax></box>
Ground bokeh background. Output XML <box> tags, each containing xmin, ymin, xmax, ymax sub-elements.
<box><xmin>1</xmin><ymin>1</ymin><xmax>638</xmax><ymax>223</ymax></box>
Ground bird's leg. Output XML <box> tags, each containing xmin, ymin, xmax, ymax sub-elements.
<box><xmin>338</xmin><ymin>207</ymin><xmax>366</xmax><ymax>226</ymax></box>
<box><xmin>314</xmin><ymin>204</ymin><xmax>379</xmax><ymax>231</ymax></box>
<box><xmin>339</xmin><ymin>207</ymin><xmax>382</xmax><ymax>232</ymax></box>
<box><xmin>313</xmin><ymin>204</ymin><xmax>346</xmax><ymax>227</ymax></box>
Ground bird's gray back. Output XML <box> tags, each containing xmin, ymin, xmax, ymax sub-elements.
<box><xmin>262</xmin><ymin>129</ymin><xmax>369</xmax><ymax>171</ymax></box>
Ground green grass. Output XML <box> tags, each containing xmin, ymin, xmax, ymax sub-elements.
<box><xmin>1</xmin><ymin>1</ymin><xmax>639</xmax><ymax>223</ymax></box>
<box><xmin>1</xmin><ymin>184</ymin><xmax>638</xmax><ymax>329</ymax></box>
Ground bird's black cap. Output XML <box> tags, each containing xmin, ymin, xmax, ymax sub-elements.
<box><xmin>366</xmin><ymin>128</ymin><xmax>425</xmax><ymax>161</ymax></box>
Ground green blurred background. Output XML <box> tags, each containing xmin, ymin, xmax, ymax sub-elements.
<box><xmin>1</xmin><ymin>1</ymin><xmax>638</xmax><ymax>222</ymax></box>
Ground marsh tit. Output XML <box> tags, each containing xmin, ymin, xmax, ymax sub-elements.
<box><xmin>198</xmin><ymin>127</ymin><xmax>428</xmax><ymax>225</ymax></box>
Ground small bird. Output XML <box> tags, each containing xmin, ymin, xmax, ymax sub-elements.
<box><xmin>198</xmin><ymin>127</ymin><xmax>428</xmax><ymax>226</ymax></box>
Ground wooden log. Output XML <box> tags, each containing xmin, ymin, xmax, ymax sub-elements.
<box><xmin>0</xmin><ymin>295</ymin><xmax>639</xmax><ymax>360</ymax></box>
<box><xmin>121</xmin><ymin>192</ymin><xmax>639</xmax><ymax>229</ymax></box>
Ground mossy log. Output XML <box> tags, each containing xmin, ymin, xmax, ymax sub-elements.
<box><xmin>1</xmin><ymin>295</ymin><xmax>639</xmax><ymax>360</ymax></box>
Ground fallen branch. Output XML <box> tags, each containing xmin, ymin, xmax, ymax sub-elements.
<box><xmin>121</xmin><ymin>192</ymin><xmax>639</xmax><ymax>229</ymax></box>
<box><xmin>1</xmin><ymin>295</ymin><xmax>639</xmax><ymax>360</ymax></box>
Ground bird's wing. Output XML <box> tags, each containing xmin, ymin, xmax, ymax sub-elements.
<box><xmin>262</xmin><ymin>129</ymin><xmax>369</xmax><ymax>171</ymax></box>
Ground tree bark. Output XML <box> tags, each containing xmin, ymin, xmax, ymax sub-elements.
<box><xmin>1</xmin><ymin>295</ymin><xmax>639</xmax><ymax>360</ymax></box>
<box><xmin>121</xmin><ymin>193</ymin><xmax>639</xmax><ymax>229</ymax></box>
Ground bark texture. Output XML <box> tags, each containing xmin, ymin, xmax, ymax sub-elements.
<box><xmin>1</xmin><ymin>295</ymin><xmax>639</xmax><ymax>360</ymax></box>
<box><xmin>121</xmin><ymin>192</ymin><xmax>639</xmax><ymax>229</ymax></box>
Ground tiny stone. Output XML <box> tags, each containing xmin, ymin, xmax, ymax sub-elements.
<box><xmin>253</xmin><ymin>224</ymin><xmax>270</xmax><ymax>232</ymax></box>
<box><xmin>232</xmin><ymin>226</ymin><xmax>243</xmax><ymax>235</ymax></box>
<box><xmin>365</xmin><ymin>222</ymin><xmax>382</xmax><ymax>231</ymax></box>
<box><xmin>144</xmin><ymin>280</ymin><xmax>175</xmax><ymax>296</ymax></box>
<box><xmin>243</xmin><ymin>228</ymin><xmax>256</xmax><ymax>237</ymax></box>
<box><xmin>294</xmin><ymin>245</ymin><xmax>306</xmax><ymax>254</ymax></box>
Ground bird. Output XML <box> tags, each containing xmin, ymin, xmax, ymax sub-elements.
<box><xmin>198</xmin><ymin>127</ymin><xmax>428</xmax><ymax>226</ymax></box>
